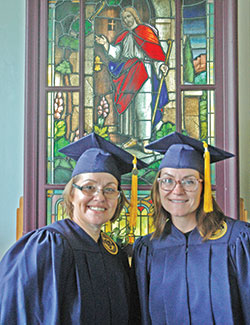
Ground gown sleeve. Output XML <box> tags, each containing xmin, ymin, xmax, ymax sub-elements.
<box><xmin>229</xmin><ymin>221</ymin><xmax>250</xmax><ymax>324</ymax></box>
<box><xmin>131</xmin><ymin>235</ymin><xmax>152</xmax><ymax>325</ymax></box>
<box><xmin>0</xmin><ymin>228</ymin><xmax>74</xmax><ymax>324</ymax></box>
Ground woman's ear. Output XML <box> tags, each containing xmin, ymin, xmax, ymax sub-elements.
<box><xmin>69</xmin><ymin>185</ymin><xmax>76</xmax><ymax>206</ymax></box>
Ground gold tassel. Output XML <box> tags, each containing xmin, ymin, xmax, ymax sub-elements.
<box><xmin>203</xmin><ymin>142</ymin><xmax>213</xmax><ymax>213</ymax></box>
<box><xmin>105</xmin><ymin>220</ymin><xmax>112</xmax><ymax>233</ymax></box>
<box><xmin>129</xmin><ymin>155</ymin><xmax>138</xmax><ymax>243</ymax></box>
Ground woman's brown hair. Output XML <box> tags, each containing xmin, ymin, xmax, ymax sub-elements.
<box><xmin>151</xmin><ymin>170</ymin><xmax>225</xmax><ymax>240</ymax></box>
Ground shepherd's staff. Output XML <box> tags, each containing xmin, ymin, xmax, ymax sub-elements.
<box><xmin>152</xmin><ymin>39</ymin><xmax>173</xmax><ymax>126</ymax></box>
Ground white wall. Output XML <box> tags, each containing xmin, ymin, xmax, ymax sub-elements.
<box><xmin>238</xmin><ymin>0</ymin><xmax>250</xmax><ymax>217</ymax></box>
<box><xmin>0</xmin><ymin>0</ymin><xmax>25</xmax><ymax>259</ymax></box>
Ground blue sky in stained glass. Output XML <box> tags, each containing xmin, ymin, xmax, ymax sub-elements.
<box><xmin>183</xmin><ymin>1</ymin><xmax>207</xmax><ymax>60</ymax></box>
<box><xmin>190</xmin><ymin>36</ymin><xmax>206</xmax><ymax>58</ymax></box>
<box><xmin>190</xmin><ymin>36</ymin><xmax>206</xmax><ymax>49</ymax></box>
<box><xmin>183</xmin><ymin>19</ymin><xmax>206</xmax><ymax>35</ymax></box>
<box><xmin>183</xmin><ymin>1</ymin><xmax>206</xmax><ymax>18</ymax></box>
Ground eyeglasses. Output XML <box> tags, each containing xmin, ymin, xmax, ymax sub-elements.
<box><xmin>73</xmin><ymin>183</ymin><xmax>120</xmax><ymax>199</ymax></box>
<box><xmin>157</xmin><ymin>176</ymin><xmax>203</xmax><ymax>192</ymax></box>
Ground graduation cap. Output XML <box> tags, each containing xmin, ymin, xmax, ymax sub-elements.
<box><xmin>145</xmin><ymin>132</ymin><xmax>234</xmax><ymax>213</ymax></box>
<box><xmin>59</xmin><ymin>132</ymin><xmax>147</xmax><ymax>183</ymax></box>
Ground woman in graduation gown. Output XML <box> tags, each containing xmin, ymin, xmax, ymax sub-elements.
<box><xmin>132</xmin><ymin>132</ymin><xmax>250</xmax><ymax>324</ymax></box>
<box><xmin>0</xmin><ymin>132</ymin><xmax>146</xmax><ymax>324</ymax></box>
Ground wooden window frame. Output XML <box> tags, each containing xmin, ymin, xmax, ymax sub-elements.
<box><xmin>23</xmin><ymin>0</ymin><xmax>239</xmax><ymax>234</ymax></box>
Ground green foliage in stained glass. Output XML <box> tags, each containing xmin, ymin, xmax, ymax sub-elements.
<box><xmin>106</xmin><ymin>0</ymin><xmax>122</xmax><ymax>6</ymax></box>
<box><xmin>65</xmin><ymin>16</ymin><xmax>77</xmax><ymax>33</ymax></box>
<box><xmin>55</xmin><ymin>2</ymin><xmax>79</xmax><ymax>23</ymax></box>
<box><xmin>54</xmin><ymin>22</ymin><xmax>63</xmax><ymax>39</ymax></box>
<box><xmin>54</xmin><ymin>139</ymin><xmax>76</xmax><ymax>184</ymax></box>
<box><xmin>94</xmin><ymin>125</ymin><xmax>109</xmax><ymax>139</ymax></box>
<box><xmin>195</xmin><ymin>72</ymin><xmax>206</xmax><ymax>85</ymax></box>
<box><xmin>156</xmin><ymin>121</ymin><xmax>176</xmax><ymax>139</ymax></box>
<box><xmin>199</xmin><ymin>92</ymin><xmax>208</xmax><ymax>140</ymax></box>
<box><xmin>57</xmin><ymin>158</ymin><xmax>74</xmax><ymax>171</ymax></box>
<box><xmin>200</xmin><ymin>122</ymin><xmax>207</xmax><ymax>140</ymax></box>
<box><xmin>106</xmin><ymin>225</ymin><xmax>130</xmax><ymax>247</ymax></box>
<box><xmin>54</xmin><ymin>119</ymin><xmax>69</xmax><ymax>158</ymax></box>
<box><xmin>54</xmin><ymin>130</ymin><xmax>76</xmax><ymax>183</ymax></box>
<box><xmin>54</xmin><ymin>165</ymin><xmax>74</xmax><ymax>184</ymax></box>
<box><xmin>56</xmin><ymin>60</ymin><xmax>72</xmax><ymax>75</ymax></box>
<box><xmin>72</xmin><ymin>19</ymin><xmax>80</xmax><ymax>33</ymax></box>
<box><xmin>85</xmin><ymin>20</ymin><xmax>92</xmax><ymax>36</ymax></box>
<box><xmin>54</xmin><ymin>136</ymin><xmax>69</xmax><ymax>157</ymax></box>
<box><xmin>183</xmin><ymin>36</ymin><xmax>194</xmax><ymax>83</ymax></box>
<box><xmin>58</xmin><ymin>36</ymin><xmax>79</xmax><ymax>51</ymax></box>
<box><xmin>148</xmin><ymin>159</ymin><xmax>161</xmax><ymax>170</ymax></box>
<box><xmin>54</xmin><ymin>120</ymin><xmax>66</xmax><ymax>140</ymax></box>
<box><xmin>93</xmin><ymin>99</ymin><xmax>111</xmax><ymax>140</ymax></box>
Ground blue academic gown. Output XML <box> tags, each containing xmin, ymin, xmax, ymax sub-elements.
<box><xmin>132</xmin><ymin>217</ymin><xmax>250</xmax><ymax>324</ymax></box>
<box><xmin>0</xmin><ymin>219</ymin><xmax>131</xmax><ymax>324</ymax></box>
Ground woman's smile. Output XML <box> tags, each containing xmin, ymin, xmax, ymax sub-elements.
<box><xmin>88</xmin><ymin>206</ymin><xmax>106</xmax><ymax>212</ymax></box>
<box><xmin>168</xmin><ymin>199</ymin><xmax>188</xmax><ymax>203</ymax></box>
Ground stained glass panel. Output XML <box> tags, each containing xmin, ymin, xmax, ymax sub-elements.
<box><xmin>47</xmin><ymin>91</ymin><xmax>79</xmax><ymax>184</ymax></box>
<box><xmin>48</xmin><ymin>0</ymin><xmax>80</xmax><ymax>87</ymax></box>
<box><xmin>181</xmin><ymin>90</ymin><xmax>214</xmax><ymax>140</ymax></box>
<box><xmin>47</xmin><ymin>189</ymin><xmax>65</xmax><ymax>224</ymax></box>
<box><xmin>181</xmin><ymin>0</ymin><xmax>214</xmax><ymax>85</ymax></box>
<box><xmin>181</xmin><ymin>89</ymin><xmax>216</xmax><ymax>184</ymax></box>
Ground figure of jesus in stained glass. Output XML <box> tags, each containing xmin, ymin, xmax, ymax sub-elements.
<box><xmin>96</xmin><ymin>7</ymin><xmax>169</xmax><ymax>153</ymax></box>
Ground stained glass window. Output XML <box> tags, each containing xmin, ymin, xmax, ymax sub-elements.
<box><xmin>23</xmin><ymin>0</ymin><xmax>239</xmax><ymax>237</ymax></box>
<box><xmin>45</xmin><ymin>0</ymin><xmax>218</xmax><ymax>238</ymax></box>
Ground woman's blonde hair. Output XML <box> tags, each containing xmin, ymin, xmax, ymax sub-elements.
<box><xmin>151</xmin><ymin>170</ymin><xmax>225</xmax><ymax>240</ymax></box>
<box><xmin>62</xmin><ymin>174</ymin><xmax>127</xmax><ymax>222</ymax></box>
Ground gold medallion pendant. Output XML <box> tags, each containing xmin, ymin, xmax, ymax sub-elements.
<box><xmin>200</xmin><ymin>221</ymin><xmax>228</xmax><ymax>240</ymax></box>
<box><xmin>101</xmin><ymin>232</ymin><xmax>118</xmax><ymax>255</ymax></box>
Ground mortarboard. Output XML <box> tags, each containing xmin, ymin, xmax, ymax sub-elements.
<box><xmin>145</xmin><ymin>132</ymin><xmax>234</xmax><ymax>173</ymax></box>
<box><xmin>59</xmin><ymin>132</ymin><xmax>147</xmax><ymax>183</ymax></box>
<box><xmin>145</xmin><ymin>132</ymin><xmax>234</xmax><ymax>212</ymax></box>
